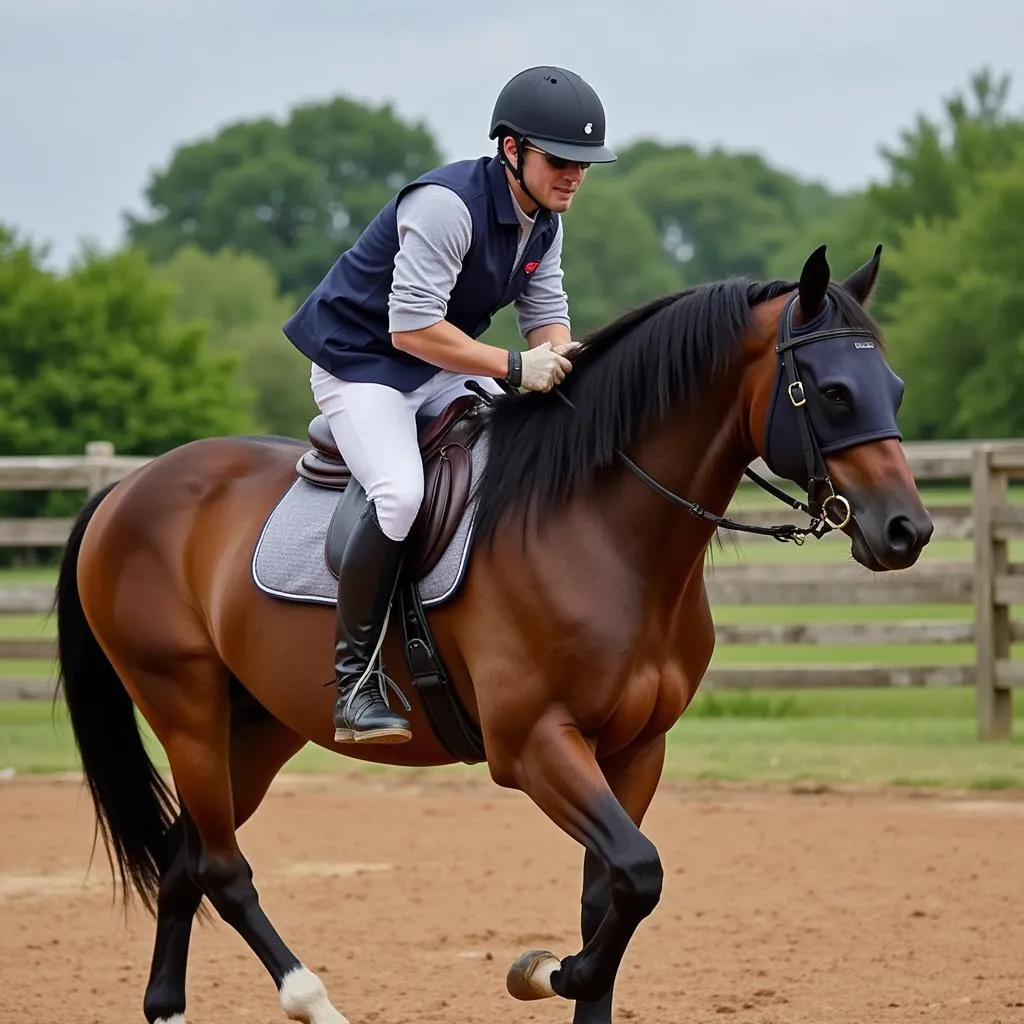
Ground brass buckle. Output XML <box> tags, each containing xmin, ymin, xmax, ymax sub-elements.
<box><xmin>787</xmin><ymin>381</ymin><xmax>806</xmax><ymax>407</ymax></box>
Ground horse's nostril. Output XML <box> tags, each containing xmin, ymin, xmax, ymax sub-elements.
<box><xmin>886</xmin><ymin>514</ymin><xmax>918</xmax><ymax>553</ymax></box>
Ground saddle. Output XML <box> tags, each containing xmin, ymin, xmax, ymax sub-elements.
<box><xmin>295</xmin><ymin>394</ymin><xmax>483</xmax><ymax>580</ymax></box>
<box><xmin>293</xmin><ymin>393</ymin><xmax>488</xmax><ymax>765</ymax></box>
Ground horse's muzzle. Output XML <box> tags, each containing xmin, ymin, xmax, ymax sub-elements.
<box><xmin>849</xmin><ymin>500</ymin><xmax>934</xmax><ymax>571</ymax></box>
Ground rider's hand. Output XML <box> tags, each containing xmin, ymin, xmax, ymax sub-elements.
<box><xmin>520</xmin><ymin>342</ymin><xmax>574</xmax><ymax>393</ymax></box>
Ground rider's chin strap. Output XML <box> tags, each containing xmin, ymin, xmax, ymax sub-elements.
<box><xmin>499</xmin><ymin>136</ymin><xmax>546</xmax><ymax>212</ymax></box>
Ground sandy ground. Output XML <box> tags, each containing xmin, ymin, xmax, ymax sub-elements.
<box><xmin>1</xmin><ymin>770</ymin><xmax>1022</xmax><ymax>1024</ymax></box>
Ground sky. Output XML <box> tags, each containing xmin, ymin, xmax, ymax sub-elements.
<box><xmin>3</xmin><ymin>0</ymin><xmax>1024</xmax><ymax>266</ymax></box>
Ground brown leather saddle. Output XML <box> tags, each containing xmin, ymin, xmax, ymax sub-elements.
<box><xmin>295</xmin><ymin>394</ymin><xmax>483</xmax><ymax>581</ymax></box>
<box><xmin>293</xmin><ymin>393</ymin><xmax>487</xmax><ymax>765</ymax></box>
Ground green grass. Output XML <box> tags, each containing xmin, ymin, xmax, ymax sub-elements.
<box><xmin>711</xmin><ymin>602</ymin><xmax>978</xmax><ymax>623</ymax></box>
<box><xmin>0</xmin><ymin>614</ymin><xmax>53</xmax><ymax>639</ymax></box>
<box><xmin>664</xmin><ymin>717</ymin><xmax>1024</xmax><ymax>789</ymax></box>
<box><xmin>0</xmin><ymin>701</ymin><xmax>77</xmax><ymax>773</ymax></box>
<box><xmin>710</xmin><ymin>643</ymin><xmax>978</xmax><ymax>665</ymax></box>
<box><xmin>0</xmin><ymin>566</ymin><xmax>59</xmax><ymax>585</ymax></box>
<box><xmin>711</xmin><ymin>536</ymin><xmax>1015</xmax><ymax>564</ymax></box>
<box><xmin>0</xmin><ymin>660</ymin><xmax>53</xmax><ymax>678</ymax></box>
<box><xmin>3</xmin><ymin>690</ymin><xmax>1024</xmax><ymax>789</ymax></box>
<box><xmin>669</xmin><ymin>687</ymin><xmax>1024</xmax><ymax>789</ymax></box>
<box><xmin>0</xmin><ymin>700</ymin><xmax>470</xmax><ymax>777</ymax></box>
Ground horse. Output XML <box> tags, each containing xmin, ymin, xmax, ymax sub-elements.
<box><xmin>54</xmin><ymin>243</ymin><xmax>932</xmax><ymax>1024</ymax></box>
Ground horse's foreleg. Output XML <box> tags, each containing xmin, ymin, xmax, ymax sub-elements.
<box><xmin>142</xmin><ymin>713</ymin><xmax>306</xmax><ymax>1024</ymax></box>
<box><xmin>503</xmin><ymin>724</ymin><xmax>665</xmax><ymax>1007</ymax></box>
<box><xmin>569</xmin><ymin>850</ymin><xmax>612</xmax><ymax>1023</ymax></box>
<box><xmin>570</xmin><ymin>738</ymin><xmax>667</xmax><ymax>1024</ymax></box>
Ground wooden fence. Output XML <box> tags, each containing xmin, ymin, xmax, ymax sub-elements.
<box><xmin>1</xmin><ymin>440</ymin><xmax>1023</xmax><ymax>738</ymax></box>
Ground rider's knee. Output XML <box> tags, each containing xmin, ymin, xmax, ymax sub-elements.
<box><xmin>375</xmin><ymin>480</ymin><xmax>424</xmax><ymax>540</ymax></box>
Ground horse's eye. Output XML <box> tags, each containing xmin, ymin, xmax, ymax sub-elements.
<box><xmin>823</xmin><ymin>385</ymin><xmax>850</xmax><ymax>404</ymax></box>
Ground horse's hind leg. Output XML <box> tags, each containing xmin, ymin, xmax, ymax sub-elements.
<box><xmin>122</xmin><ymin>652</ymin><xmax>348</xmax><ymax>1024</ymax></box>
<box><xmin>142</xmin><ymin>712</ymin><xmax>307</xmax><ymax>1024</ymax></box>
<box><xmin>142</xmin><ymin>814</ymin><xmax>202</xmax><ymax>1024</ymax></box>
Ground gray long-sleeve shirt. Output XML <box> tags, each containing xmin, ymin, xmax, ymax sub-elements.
<box><xmin>387</xmin><ymin>183</ymin><xmax>571</xmax><ymax>338</ymax></box>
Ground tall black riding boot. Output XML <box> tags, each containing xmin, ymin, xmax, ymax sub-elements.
<box><xmin>332</xmin><ymin>502</ymin><xmax>412</xmax><ymax>744</ymax></box>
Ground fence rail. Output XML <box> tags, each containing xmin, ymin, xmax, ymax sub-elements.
<box><xmin>1</xmin><ymin>440</ymin><xmax>1023</xmax><ymax>738</ymax></box>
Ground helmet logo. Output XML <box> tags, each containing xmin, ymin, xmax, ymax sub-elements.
<box><xmin>584</xmin><ymin>122</ymin><xmax>593</xmax><ymax>134</ymax></box>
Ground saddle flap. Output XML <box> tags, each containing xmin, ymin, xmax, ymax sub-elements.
<box><xmin>407</xmin><ymin>440</ymin><xmax>473</xmax><ymax>579</ymax></box>
<box><xmin>418</xmin><ymin>395</ymin><xmax>478</xmax><ymax>459</ymax></box>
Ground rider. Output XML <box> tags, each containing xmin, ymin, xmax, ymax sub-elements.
<box><xmin>282</xmin><ymin>66</ymin><xmax>617</xmax><ymax>745</ymax></box>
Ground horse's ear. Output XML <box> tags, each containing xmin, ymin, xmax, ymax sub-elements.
<box><xmin>842</xmin><ymin>244</ymin><xmax>883</xmax><ymax>305</ymax></box>
<box><xmin>796</xmin><ymin>244</ymin><xmax>830</xmax><ymax>322</ymax></box>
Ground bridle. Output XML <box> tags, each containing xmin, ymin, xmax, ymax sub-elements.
<box><xmin>469</xmin><ymin>295</ymin><xmax>882</xmax><ymax>545</ymax></box>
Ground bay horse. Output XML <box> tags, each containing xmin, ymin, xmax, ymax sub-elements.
<box><xmin>54</xmin><ymin>244</ymin><xmax>932</xmax><ymax>1024</ymax></box>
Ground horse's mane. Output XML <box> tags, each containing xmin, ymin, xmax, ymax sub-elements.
<box><xmin>472</xmin><ymin>277</ymin><xmax>877</xmax><ymax>544</ymax></box>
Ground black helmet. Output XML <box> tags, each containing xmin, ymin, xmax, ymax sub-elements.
<box><xmin>489</xmin><ymin>66</ymin><xmax>617</xmax><ymax>164</ymax></box>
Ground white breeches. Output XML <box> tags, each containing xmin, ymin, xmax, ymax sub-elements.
<box><xmin>310</xmin><ymin>363</ymin><xmax>501</xmax><ymax>541</ymax></box>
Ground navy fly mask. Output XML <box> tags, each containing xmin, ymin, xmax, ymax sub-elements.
<box><xmin>762</xmin><ymin>294</ymin><xmax>904</xmax><ymax>528</ymax></box>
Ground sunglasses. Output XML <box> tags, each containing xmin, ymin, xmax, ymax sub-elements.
<box><xmin>524</xmin><ymin>145</ymin><xmax>590</xmax><ymax>171</ymax></box>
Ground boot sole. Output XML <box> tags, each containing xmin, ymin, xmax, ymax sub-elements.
<box><xmin>334</xmin><ymin>727</ymin><xmax>413</xmax><ymax>744</ymax></box>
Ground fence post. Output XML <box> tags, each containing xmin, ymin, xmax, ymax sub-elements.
<box><xmin>84</xmin><ymin>441</ymin><xmax>115</xmax><ymax>496</ymax></box>
<box><xmin>972</xmin><ymin>446</ymin><xmax>1013</xmax><ymax>739</ymax></box>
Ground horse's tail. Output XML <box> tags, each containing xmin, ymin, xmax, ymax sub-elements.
<box><xmin>54</xmin><ymin>483</ymin><xmax>175</xmax><ymax>915</ymax></box>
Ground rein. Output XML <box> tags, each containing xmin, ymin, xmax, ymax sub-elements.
<box><xmin>470</xmin><ymin>300</ymin><xmax>867</xmax><ymax>545</ymax></box>
<box><xmin>555</xmin><ymin>387</ymin><xmax>840</xmax><ymax>545</ymax></box>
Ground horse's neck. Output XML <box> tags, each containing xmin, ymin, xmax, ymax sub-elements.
<box><xmin>602</xmin><ymin>374</ymin><xmax>754</xmax><ymax>593</ymax></box>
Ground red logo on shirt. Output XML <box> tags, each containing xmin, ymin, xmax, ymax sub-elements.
<box><xmin>524</xmin><ymin>261</ymin><xmax>540</xmax><ymax>274</ymax></box>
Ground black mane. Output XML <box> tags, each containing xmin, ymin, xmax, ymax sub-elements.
<box><xmin>471</xmin><ymin>277</ymin><xmax>876</xmax><ymax>544</ymax></box>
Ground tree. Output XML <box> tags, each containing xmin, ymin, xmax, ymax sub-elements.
<box><xmin>765</xmin><ymin>191</ymin><xmax>887</xmax><ymax>285</ymax></box>
<box><xmin>613</xmin><ymin>142</ymin><xmax>848</xmax><ymax>286</ymax></box>
<box><xmin>770</xmin><ymin>69</ymin><xmax>1024</xmax><ymax>318</ymax></box>
<box><xmin>126</xmin><ymin>97</ymin><xmax>443</xmax><ymax>296</ymax></box>
<box><xmin>884</xmin><ymin>144</ymin><xmax>1024</xmax><ymax>439</ymax></box>
<box><xmin>0</xmin><ymin>226</ymin><xmax>255</xmax><ymax>530</ymax></box>
<box><xmin>0</xmin><ymin>226</ymin><xmax>252</xmax><ymax>458</ymax></box>
<box><xmin>156</xmin><ymin>245</ymin><xmax>316</xmax><ymax>439</ymax></box>
<box><xmin>559</xmin><ymin>177</ymin><xmax>682</xmax><ymax>336</ymax></box>
<box><xmin>871</xmin><ymin>68</ymin><xmax>1024</xmax><ymax>234</ymax></box>
<box><xmin>479</xmin><ymin>177</ymin><xmax>682</xmax><ymax>353</ymax></box>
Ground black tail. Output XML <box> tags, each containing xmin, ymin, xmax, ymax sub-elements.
<box><xmin>55</xmin><ymin>484</ymin><xmax>176</xmax><ymax>914</ymax></box>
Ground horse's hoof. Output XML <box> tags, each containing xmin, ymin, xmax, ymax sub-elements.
<box><xmin>279</xmin><ymin>966</ymin><xmax>350</xmax><ymax>1023</ymax></box>
<box><xmin>506</xmin><ymin>949</ymin><xmax>561</xmax><ymax>1000</ymax></box>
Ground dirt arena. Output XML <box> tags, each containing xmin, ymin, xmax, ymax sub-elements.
<box><xmin>1</xmin><ymin>770</ymin><xmax>1022</xmax><ymax>1024</ymax></box>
